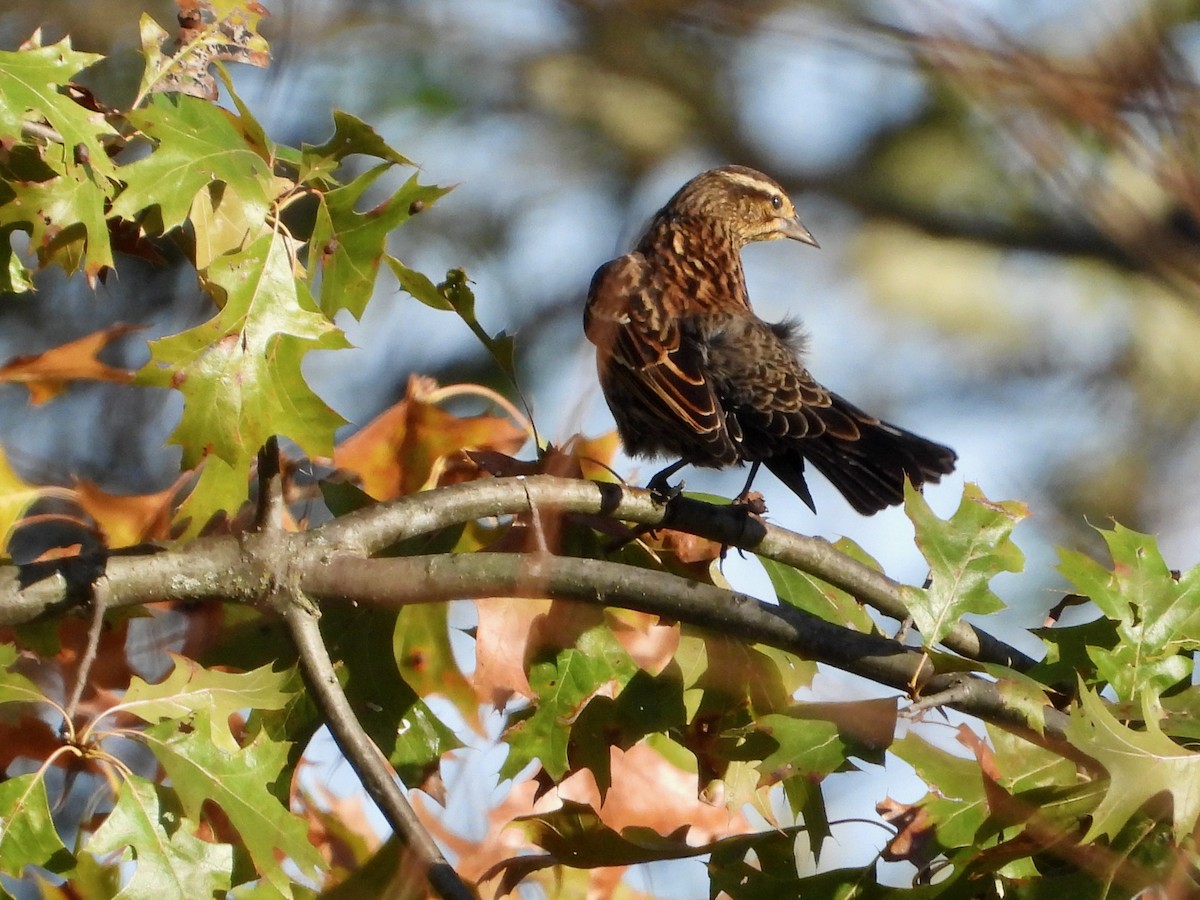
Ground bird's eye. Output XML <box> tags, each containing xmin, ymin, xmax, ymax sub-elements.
<box><xmin>770</xmin><ymin>195</ymin><xmax>782</xmax><ymax>210</ymax></box>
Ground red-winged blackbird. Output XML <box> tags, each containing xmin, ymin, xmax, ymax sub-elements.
<box><xmin>584</xmin><ymin>165</ymin><xmax>956</xmax><ymax>515</ymax></box>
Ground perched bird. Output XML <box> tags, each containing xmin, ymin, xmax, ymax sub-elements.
<box><xmin>584</xmin><ymin>165</ymin><xmax>956</xmax><ymax>515</ymax></box>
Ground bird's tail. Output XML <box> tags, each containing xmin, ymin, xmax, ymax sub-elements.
<box><xmin>765</xmin><ymin>393</ymin><xmax>957</xmax><ymax>515</ymax></box>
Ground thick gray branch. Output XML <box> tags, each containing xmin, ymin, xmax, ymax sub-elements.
<box><xmin>300</xmin><ymin>552</ymin><xmax>1068</xmax><ymax>743</ymax></box>
<box><xmin>317</xmin><ymin>476</ymin><xmax>1035</xmax><ymax>669</ymax></box>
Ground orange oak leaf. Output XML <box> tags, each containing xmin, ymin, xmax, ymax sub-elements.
<box><xmin>472</xmin><ymin>597</ymin><xmax>553</xmax><ymax>706</ymax></box>
<box><xmin>334</xmin><ymin>375</ymin><xmax>529</xmax><ymax>499</ymax></box>
<box><xmin>0</xmin><ymin>324</ymin><xmax>138</xmax><ymax>405</ymax></box>
<box><xmin>73</xmin><ymin>474</ymin><xmax>187</xmax><ymax>548</ymax></box>
<box><xmin>415</xmin><ymin>743</ymin><xmax>750</xmax><ymax>891</ymax></box>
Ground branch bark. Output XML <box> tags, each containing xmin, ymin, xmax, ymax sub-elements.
<box><xmin>299</xmin><ymin>552</ymin><xmax>1069</xmax><ymax>744</ymax></box>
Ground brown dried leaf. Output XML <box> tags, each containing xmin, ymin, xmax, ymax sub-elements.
<box><xmin>0</xmin><ymin>325</ymin><xmax>138</xmax><ymax>405</ymax></box>
<box><xmin>606</xmin><ymin>608</ymin><xmax>679</xmax><ymax>676</ymax></box>
<box><xmin>73</xmin><ymin>474</ymin><xmax>186</xmax><ymax>548</ymax></box>
<box><xmin>147</xmin><ymin>0</ymin><xmax>271</xmax><ymax>100</ymax></box>
<box><xmin>334</xmin><ymin>375</ymin><xmax>527</xmax><ymax>500</ymax></box>
<box><xmin>877</xmin><ymin>795</ymin><xmax>936</xmax><ymax>863</ymax></box>
<box><xmin>472</xmin><ymin>597</ymin><xmax>551</xmax><ymax>705</ymax></box>
<box><xmin>415</xmin><ymin>743</ymin><xmax>750</xmax><ymax>891</ymax></box>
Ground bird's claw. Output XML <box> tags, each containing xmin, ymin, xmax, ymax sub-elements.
<box><xmin>647</xmin><ymin>476</ymin><xmax>684</xmax><ymax>505</ymax></box>
<box><xmin>732</xmin><ymin>490</ymin><xmax>768</xmax><ymax>516</ymax></box>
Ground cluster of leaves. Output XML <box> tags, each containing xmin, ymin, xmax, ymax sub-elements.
<box><xmin>2</xmin><ymin>3</ymin><xmax>1200</xmax><ymax>899</ymax></box>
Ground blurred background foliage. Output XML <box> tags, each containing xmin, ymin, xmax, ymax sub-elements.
<box><xmin>5</xmin><ymin>0</ymin><xmax>1200</xmax><ymax>625</ymax></box>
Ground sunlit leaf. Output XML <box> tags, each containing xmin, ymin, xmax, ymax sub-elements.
<box><xmin>0</xmin><ymin>444</ymin><xmax>45</xmax><ymax>548</ymax></box>
<box><xmin>0</xmin><ymin>38</ymin><xmax>117</xmax><ymax>181</ymax></box>
<box><xmin>333</xmin><ymin>376</ymin><xmax>526</xmax><ymax>499</ymax></box>
<box><xmin>85</xmin><ymin>775</ymin><xmax>233</xmax><ymax>897</ymax></box>
<box><xmin>1059</xmin><ymin>524</ymin><xmax>1200</xmax><ymax>708</ymax></box>
<box><xmin>0</xmin><ymin>773</ymin><xmax>72</xmax><ymax>878</ymax></box>
<box><xmin>0</xmin><ymin>643</ymin><xmax>44</xmax><ymax>708</ymax></box>
<box><xmin>903</xmin><ymin>482</ymin><xmax>1027</xmax><ymax>647</ymax></box>
<box><xmin>1066</xmin><ymin>684</ymin><xmax>1200</xmax><ymax>842</ymax></box>
<box><xmin>0</xmin><ymin>167</ymin><xmax>114</xmax><ymax>280</ymax></box>
<box><xmin>310</xmin><ymin>170</ymin><xmax>449</xmax><ymax>319</ymax></box>
<box><xmin>891</xmin><ymin>731</ymin><xmax>988</xmax><ymax>850</ymax></box>
<box><xmin>73</xmin><ymin>476</ymin><xmax>181</xmax><ymax>548</ymax></box>
<box><xmin>138</xmin><ymin>713</ymin><xmax>323</xmax><ymax>897</ymax></box>
<box><xmin>112</xmin><ymin>92</ymin><xmax>272</xmax><ymax>232</ymax></box>
<box><xmin>759</xmin><ymin>547</ymin><xmax>875</xmax><ymax>633</ymax></box>
<box><xmin>118</xmin><ymin>657</ymin><xmax>298</xmax><ymax>754</ymax></box>
<box><xmin>502</xmin><ymin>647</ymin><xmax>630</xmax><ymax>780</ymax></box>
<box><xmin>140</xmin><ymin>230</ymin><xmax>348</xmax><ymax>522</ymax></box>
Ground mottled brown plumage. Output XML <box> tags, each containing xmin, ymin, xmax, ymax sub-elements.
<box><xmin>584</xmin><ymin>165</ymin><xmax>956</xmax><ymax>515</ymax></box>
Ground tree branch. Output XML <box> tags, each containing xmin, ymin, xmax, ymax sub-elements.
<box><xmin>316</xmin><ymin>476</ymin><xmax>1037</xmax><ymax>669</ymax></box>
<box><xmin>299</xmin><ymin>551</ymin><xmax>1069</xmax><ymax>746</ymax></box>
<box><xmin>1</xmin><ymin>477</ymin><xmax>1033</xmax><ymax>668</ymax></box>
<box><xmin>280</xmin><ymin>592</ymin><xmax>477</xmax><ymax>900</ymax></box>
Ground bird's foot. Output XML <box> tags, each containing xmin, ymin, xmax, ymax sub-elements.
<box><xmin>731</xmin><ymin>489</ymin><xmax>768</xmax><ymax>516</ymax></box>
<box><xmin>647</xmin><ymin>474</ymin><xmax>684</xmax><ymax>505</ymax></box>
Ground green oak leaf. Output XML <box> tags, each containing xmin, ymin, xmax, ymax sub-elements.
<box><xmin>85</xmin><ymin>776</ymin><xmax>232</xmax><ymax>898</ymax></box>
<box><xmin>139</xmin><ymin>230</ymin><xmax>348</xmax><ymax>516</ymax></box>
<box><xmin>309</xmin><ymin>169</ymin><xmax>450</xmax><ymax>318</ymax></box>
<box><xmin>0</xmin><ymin>165</ymin><xmax>114</xmax><ymax>279</ymax></box>
<box><xmin>300</xmin><ymin>110</ymin><xmax>412</xmax><ymax>184</ymax></box>
<box><xmin>137</xmin><ymin>713</ymin><xmax>323</xmax><ymax>897</ymax></box>
<box><xmin>0</xmin><ymin>226</ymin><xmax>35</xmax><ymax>293</ymax></box>
<box><xmin>0</xmin><ymin>38</ymin><xmax>117</xmax><ymax>181</ymax></box>
<box><xmin>568</xmin><ymin>665</ymin><xmax>688</xmax><ymax>798</ymax></box>
<box><xmin>0</xmin><ymin>773</ymin><xmax>72</xmax><ymax>878</ymax></box>
<box><xmin>1058</xmin><ymin>524</ymin><xmax>1200</xmax><ymax>707</ymax></box>
<box><xmin>891</xmin><ymin>731</ymin><xmax>988</xmax><ymax>849</ymax></box>
<box><xmin>0</xmin><ymin>642</ymin><xmax>44</xmax><ymax>708</ymax></box>
<box><xmin>1066</xmin><ymin>684</ymin><xmax>1200</xmax><ymax>842</ymax></box>
<box><xmin>903</xmin><ymin>481</ymin><xmax>1028</xmax><ymax>647</ymax></box>
<box><xmin>758</xmin><ymin>548</ymin><xmax>875</xmax><ymax>633</ymax></box>
<box><xmin>116</xmin><ymin>657</ymin><xmax>297</xmax><ymax>754</ymax></box>
<box><xmin>174</xmin><ymin>453</ymin><xmax>254</xmax><ymax>538</ymax></box>
<box><xmin>502</xmin><ymin>648</ymin><xmax>625</xmax><ymax>780</ymax></box>
<box><xmin>112</xmin><ymin>92</ymin><xmax>272</xmax><ymax>233</ymax></box>
<box><xmin>731</xmin><ymin>713</ymin><xmax>847</xmax><ymax>780</ymax></box>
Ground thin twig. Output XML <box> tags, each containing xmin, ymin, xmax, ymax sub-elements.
<box><xmin>62</xmin><ymin>585</ymin><xmax>105</xmax><ymax>727</ymax></box>
<box><xmin>280</xmin><ymin>592</ymin><xmax>477</xmax><ymax>900</ymax></box>
<box><xmin>254</xmin><ymin>436</ymin><xmax>286</xmax><ymax>532</ymax></box>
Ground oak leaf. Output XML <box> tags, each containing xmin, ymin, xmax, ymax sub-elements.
<box><xmin>0</xmin><ymin>325</ymin><xmax>137</xmax><ymax>405</ymax></box>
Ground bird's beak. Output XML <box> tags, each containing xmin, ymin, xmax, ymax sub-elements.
<box><xmin>780</xmin><ymin>216</ymin><xmax>819</xmax><ymax>248</ymax></box>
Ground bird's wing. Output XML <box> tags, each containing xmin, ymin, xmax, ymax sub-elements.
<box><xmin>585</xmin><ymin>254</ymin><xmax>736</xmax><ymax>461</ymax></box>
<box><xmin>707</xmin><ymin>316</ymin><xmax>956</xmax><ymax>513</ymax></box>
<box><xmin>706</xmin><ymin>317</ymin><xmax>863</xmax><ymax>444</ymax></box>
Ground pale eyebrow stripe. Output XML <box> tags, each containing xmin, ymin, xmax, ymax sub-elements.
<box><xmin>719</xmin><ymin>170</ymin><xmax>779</xmax><ymax>195</ymax></box>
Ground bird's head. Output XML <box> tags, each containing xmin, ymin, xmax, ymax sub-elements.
<box><xmin>664</xmin><ymin>165</ymin><xmax>819</xmax><ymax>249</ymax></box>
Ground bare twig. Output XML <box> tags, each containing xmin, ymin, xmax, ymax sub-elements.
<box><xmin>62</xmin><ymin>585</ymin><xmax>106</xmax><ymax>726</ymax></box>
<box><xmin>280</xmin><ymin>591</ymin><xmax>477</xmax><ymax>900</ymax></box>
<box><xmin>254</xmin><ymin>436</ymin><xmax>286</xmax><ymax>532</ymax></box>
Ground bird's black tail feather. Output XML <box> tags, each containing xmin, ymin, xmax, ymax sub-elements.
<box><xmin>765</xmin><ymin>393</ymin><xmax>956</xmax><ymax>515</ymax></box>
